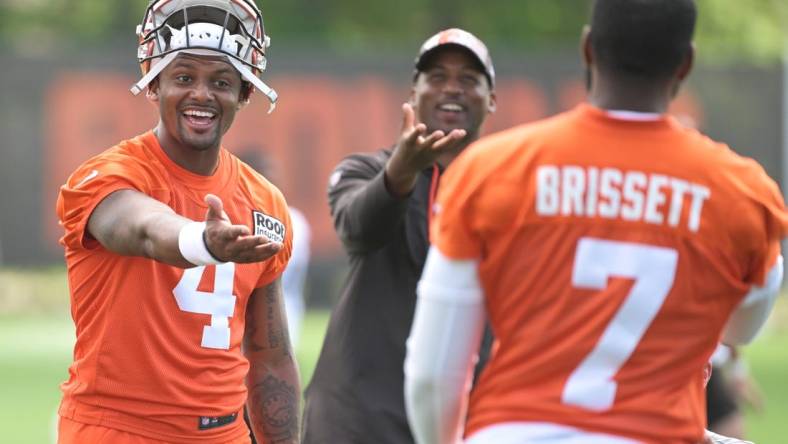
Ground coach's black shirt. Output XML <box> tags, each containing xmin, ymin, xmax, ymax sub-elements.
<box><xmin>303</xmin><ymin>148</ymin><xmax>439</xmax><ymax>444</ymax></box>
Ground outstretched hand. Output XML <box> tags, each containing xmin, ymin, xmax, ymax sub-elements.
<box><xmin>384</xmin><ymin>103</ymin><xmax>467</xmax><ymax>196</ymax></box>
<box><xmin>203</xmin><ymin>194</ymin><xmax>282</xmax><ymax>263</ymax></box>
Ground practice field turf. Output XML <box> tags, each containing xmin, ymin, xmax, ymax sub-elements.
<box><xmin>0</xmin><ymin>311</ymin><xmax>332</xmax><ymax>444</ymax></box>
<box><xmin>0</xmin><ymin>269</ymin><xmax>786</xmax><ymax>443</ymax></box>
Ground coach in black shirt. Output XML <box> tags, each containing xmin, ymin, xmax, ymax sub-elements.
<box><xmin>303</xmin><ymin>29</ymin><xmax>497</xmax><ymax>444</ymax></box>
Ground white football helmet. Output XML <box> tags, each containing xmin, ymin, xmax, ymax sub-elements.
<box><xmin>132</xmin><ymin>0</ymin><xmax>277</xmax><ymax>112</ymax></box>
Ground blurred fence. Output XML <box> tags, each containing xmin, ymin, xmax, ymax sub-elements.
<box><xmin>0</xmin><ymin>45</ymin><xmax>783</xmax><ymax>305</ymax></box>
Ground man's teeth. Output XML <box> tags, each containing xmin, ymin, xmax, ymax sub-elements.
<box><xmin>184</xmin><ymin>110</ymin><xmax>215</xmax><ymax>118</ymax></box>
<box><xmin>439</xmin><ymin>104</ymin><xmax>463</xmax><ymax>112</ymax></box>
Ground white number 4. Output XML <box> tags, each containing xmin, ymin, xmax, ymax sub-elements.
<box><xmin>562</xmin><ymin>238</ymin><xmax>678</xmax><ymax>411</ymax></box>
<box><xmin>173</xmin><ymin>263</ymin><xmax>237</xmax><ymax>350</ymax></box>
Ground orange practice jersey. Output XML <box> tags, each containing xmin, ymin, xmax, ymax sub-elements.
<box><xmin>432</xmin><ymin>104</ymin><xmax>788</xmax><ymax>443</ymax></box>
<box><xmin>56</xmin><ymin>131</ymin><xmax>292</xmax><ymax>443</ymax></box>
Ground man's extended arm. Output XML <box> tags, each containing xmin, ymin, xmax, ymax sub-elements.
<box><xmin>328</xmin><ymin>152</ymin><xmax>410</xmax><ymax>253</ymax></box>
<box><xmin>87</xmin><ymin>190</ymin><xmax>282</xmax><ymax>267</ymax></box>
<box><xmin>244</xmin><ymin>277</ymin><xmax>301</xmax><ymax>443</ymax></box>
<box><xmin>329</xmin><ymin>103</ymin><xmax>466</xmax><ymax>253</ymax></box>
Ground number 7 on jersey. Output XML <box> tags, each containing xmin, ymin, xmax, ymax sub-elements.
<box><xmin>562</xmin><ymin>237</ymin><xmax>678</xmax><ymax>411</ymax></box>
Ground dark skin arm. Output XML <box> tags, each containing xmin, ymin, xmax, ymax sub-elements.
<box><xmin>243</xmin><ymin>277</ymin><xmax>301</xmax><ymax>443</ymax></box>
<box><xmin>384</xmin><ymin>102</ymin><xmax>466</xmax><ymax>197</ymax></box>
<box><xmin>87</xmin><ymin>190</ymin><xmax>282</xmax><ymax>267</ymax></box>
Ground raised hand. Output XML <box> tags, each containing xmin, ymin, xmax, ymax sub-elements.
<box><xmin>384</xmin><ymin>103</ymin><xmax>466</xmax><ymax>197</ymax></box>
<box><xmin>203</xmin><ymin>194</ymin><xmax>282</xmax><ymax>263</ymax></box>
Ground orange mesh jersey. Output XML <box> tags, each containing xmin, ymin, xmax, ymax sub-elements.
<box><xmin>56</xmin><ymin>131</ymin><xmax>292</xmax><ymax>443</ymax></box>
<box><xmin>432</xmin><ymin>104</ymin><xmax>788</xmax><ymax>444</ymax></box>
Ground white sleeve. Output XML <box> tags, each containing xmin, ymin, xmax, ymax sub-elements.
<box><xmin>282</xmin><ymin>207</ymin><xmax>311</xmax><ymax>298</ymax></box>
<box><xmin>404</xmin><ymin>247</ymin><xmax>486</xmax><ymax>444</ymax></box>
<box><xmin>282</xmin><ymin>207</ymin><xmax>311</xmax><ymax>345</ymax></box>
<box><xmin>723</xmin><ymin>255</ymin><xmax>783</xmax><ymax>345</ymax></box>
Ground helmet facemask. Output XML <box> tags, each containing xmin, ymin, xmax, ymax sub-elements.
<box><xmin>132</xmin><ymin>0</ymin><xmax>277</xmax><ymax>113</ymax></box>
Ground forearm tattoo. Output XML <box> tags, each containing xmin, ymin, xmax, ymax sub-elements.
<box><xmin>249</xmin><ymin>375</ymin><xmax>299</xmax><ymax>443</ymax></box>
<box><xmin>264</xmin><ymin>287</ymin><xmax>291</xmax><ymax>356</ymax></box>
<box><xmin>246</xmin><ymin>284</ymin><xmax>292</xmax><ymax>357</ymax></box>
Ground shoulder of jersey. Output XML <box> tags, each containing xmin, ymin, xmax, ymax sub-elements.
<box><xmin>235</xmin><ymin>157</ymin><xmax>270</xmax><ymax>184</ymax></box>
<box><xmin>70</xmin><ymin>136</ymin><xmax>152</xmax><ymax>182</ymax></box>
<box><xmin>680</xmin><ymin>128</ymin><xmax>756</xmax><ymax>170</ymax></box>
<box><xmin>89</xmin><ymin>136</ymin><xmax>148</xmax><ymax>162</ymax></box>
<box><xmin>235</xmin><ymin>157</ymin><xmax>288</xmax><ymax>205</ymax></box>
<box><xmin>704</xmin><ymin>137</ymin><xmax>778</xmax><ymax>195</ymax></box>
<box><xmin>665</xmin><ymin>126</ymin><xmax>779</xmax><ymax>199</ymax></box>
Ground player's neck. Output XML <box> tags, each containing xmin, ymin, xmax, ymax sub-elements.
<box><xmin>153</xmin><ymin>125</ymin><xmax>221</xmax><ymax>176</ymax></box>
<box><xmin>588</xmin><ymin>74</ymin><xmax>673</xmax><ymax>114</ymax></box>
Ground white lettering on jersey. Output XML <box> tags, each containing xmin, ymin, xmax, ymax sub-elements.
<box><xmin>598</xmin><ymin>168</ymin><xmax>622</xmax><ymax>219</ymax></box>
<box><xmin>644</xmin><ymin>174</ymin><xmax>669</xmax><ymax>225</ymax></box>
<box><xmin>688</xmin><ymin>184</ymin><xmax>711</xmax><ymax>231</ymax></box>
<box><xmin>621</xmin><ymin>171</ymin><xmax>646</xmax><ymax>222</ymax></box>
<box><xmin>585</xmin><ymin>167</ymin><xmax>599</xmax><ymax>217</ymax></box>
<box><xmin>562</xmin><ymin>166</ymin><xmax>586</xmax><ymax>217</ymax></box>
<box><xmin>535</xmin><ymin>165</ymin><xmax>711</xmax><ymax>232</ymax></box>
<box><xmin>536</xmin><ymin>166</ymin><xmax>560</xmax><ymax>216</ymax></box>
<box><xmin>667</xmin><ymin>178</ymin><xmax>691</xmax><ymax>227</ymax></box>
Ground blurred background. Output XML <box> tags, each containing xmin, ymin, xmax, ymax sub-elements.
<box><xmin>0</xmin><ymin>0</ymin><xmax>786</xmax><ymax>442</ymax></box>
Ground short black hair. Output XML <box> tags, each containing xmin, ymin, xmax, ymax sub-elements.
<box><xmin>590</xmin><ymin>0</ymin><xmax>697</xmax><ymax>80</ymax></box>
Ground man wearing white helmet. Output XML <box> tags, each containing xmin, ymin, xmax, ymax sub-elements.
<box><xmin>55</xmin><ymin>1</ymin><xmax>299</xmax><ymax>443</ymax></box>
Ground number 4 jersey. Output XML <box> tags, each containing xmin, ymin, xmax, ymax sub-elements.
<box><xmin>56</xmin><ymin>131</ymin><xmax>292</xmax><ymax>443</ymax></box>
<box><xmin>431</xmin><ymin>104</ymin><xmax>788</xmax><ymax>443</ymax></box>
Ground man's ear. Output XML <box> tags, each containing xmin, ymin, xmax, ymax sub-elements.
<box><xmin>487</xmin><ymin>91</ymin><xmax>497</xmax><ymax>114</ymax></box>
<box><xmin>581</xmin><ymin>25</ymin><xmax>593</xmax><ymax>68</ymax></box>
<box><xmin>676</xmin><ymin>43</ymin><xmax>695</xmax><ymax>82</ymax></box>
<box><xmin>146</xmin><ymin>80</ymin><xmax>160</xmax><ymax>102</ymax></box>
<box><xmin>239</xmin><ymin>81</ymin><xmax>253</xmax><ymax>105</ymax></box>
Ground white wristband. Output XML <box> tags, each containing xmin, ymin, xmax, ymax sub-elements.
<box><xmin>178</xmin><ymin>222</ymin><xmax>224</xmax><ymax>266</ymax></box>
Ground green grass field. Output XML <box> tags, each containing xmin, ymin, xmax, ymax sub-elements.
<box><xmin>0</xmin><ymin>311</ymin><xmax>332</xmax><ymax>444</ymax></box>
<box><xmin>0</xmin><ymin>269</ymin><xmax>786</xmax><ymax>443</ymax></box>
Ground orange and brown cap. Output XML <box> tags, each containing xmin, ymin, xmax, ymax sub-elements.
<box><xmin>415</xmin><ymin>28</ymin><xmax>495</xmax><ymax>88</ymax></box>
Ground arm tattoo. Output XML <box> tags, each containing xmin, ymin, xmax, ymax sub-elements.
<box><xmin>249</xmin><ymin>375</ymin><xmax>298</xmax><ymax>443</ymax></box>
<box><xmin>264</xmin><ymin>287</ymin><xmax>290</xmax><ymax>354</ymax></box>
<box><xmin>246</xmin><ymin>284</ymin><xmax>292</xmax><ymax>357</ymax></box>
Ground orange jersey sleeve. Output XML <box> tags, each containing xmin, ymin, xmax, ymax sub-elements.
<box><xmin>431</xmin><ymin>104</ymin><xmax>788</xmax><ymax>444</ymax></box>
<box><xmin>56</xmin><ymin>141</ymin><xmax>166</xmax><ymax>251</ymax></box>
<box><xmin>727</xmin><ymin>157</ymin><xmax>788</xmax><ymax>285</ymax></box>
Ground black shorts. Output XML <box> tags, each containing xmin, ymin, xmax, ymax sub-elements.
<box><xmin>706</xmin><ymin>367</ymin><xmax>739</xmax><ymax>427</ymax></box>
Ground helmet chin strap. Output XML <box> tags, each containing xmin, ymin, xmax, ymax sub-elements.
<box><xmin>226</xmin><ymin>57</ymin><xmax>277</xmax><ymax>113</ymax></box>
<box><xmin>130</xmin><ymin>51</ymin><xmax>179</xmax><ymax>96</ymax></box>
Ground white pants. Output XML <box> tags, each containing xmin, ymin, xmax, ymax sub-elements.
<box><xmin>465</xmin><ymin>422</ymin><xmax>643</xmax><ymax>444</ymax></box>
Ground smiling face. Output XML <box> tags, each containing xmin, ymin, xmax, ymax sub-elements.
<box><xmin>411</xmin><ymin>46</ymin><xmax>495</xmax><ymax>145</ymax></box>
<box><xmin>151</xmin><ymin>53</ymin><xmax>243</xmax><ymax>154</ymax></box>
